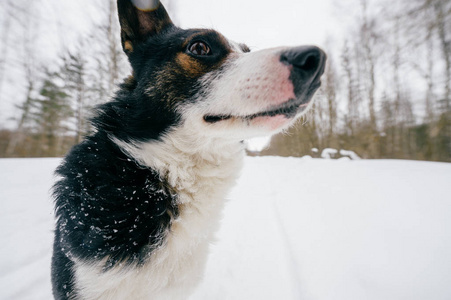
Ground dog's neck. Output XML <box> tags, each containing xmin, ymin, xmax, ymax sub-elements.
<box><xmin>75</xmin><ymin>128</ymin><xmax>245</xmax><ymax>299</ymax></box>
<box><xmin>113</xmin><ymin>127</ymin><xmax>245</xmax><ymax>201</ymax></box>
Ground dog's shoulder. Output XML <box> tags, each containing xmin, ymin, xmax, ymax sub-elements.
<box><xmin>53</xmin><ymin>133</ymin><xmax>177</xmax><ymax>269</ymax></box>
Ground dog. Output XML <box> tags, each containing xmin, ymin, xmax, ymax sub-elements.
<box><xmin>51</xmin><ymin>1</ymin><xmax>326</xmax><ymax>299</ymax></box>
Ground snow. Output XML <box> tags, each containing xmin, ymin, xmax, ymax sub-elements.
<box><xmin>321</xmin><ymin>148</ymin><xmax>338</xmax><ymax>159</ymax></box>
<box><xmin>246</xmin><ymin>137</ymin><xmax>271</xmax><ymax>152</ymax></box>
<box><xmin>339</xmin><ymin>149</ymin><xmax>361</xmax><ymax>160</ymax></box>
<box><xmin>0</xmin><ymin>158</ymin><xmax>59</xmax><ymax>300</ymax></box>
<box><xmin>1</xmin><ymin>157</ymin><xmax>451</xmax><ymax>300</ymax></box>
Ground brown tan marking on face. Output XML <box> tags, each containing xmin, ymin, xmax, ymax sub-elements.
<box><xmin>145</xmin><ymin>29</ymin><xmax>239</xmax><ymax>108</ymax></box>
<box><xmin>175</xmin><ymin>52</ymin><xmax>205</xmax><ymax>78</ymax></box>
<box><xmin>178</xmin><ymin>30</ymin><xmax>234</xmax><ymax>76</ymax></box>
<box><xmin>124</xmin><ymin>40</ymin><xmax>134</xmax><ymax>53</ymax></box>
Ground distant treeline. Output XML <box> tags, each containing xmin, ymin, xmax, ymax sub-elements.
<box><xmin>0</xmin><ymin>0</ymin><xmax>449</xmax><ymax>162</ymax></box>
<box><xmin>258</xmin><ymin>0</ymin><xmax>450</xmax><ymax>162</ymax></box>
<box><xmin>0</xmin><ymin>0</ymin><xmax>130</xmax><ymax>158</ymax></box>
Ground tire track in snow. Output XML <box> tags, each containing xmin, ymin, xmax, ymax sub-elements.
<box><xmin>272</xmin><ymin>200</ymin><xmax>304</xmax><ymax>299</ymax></box>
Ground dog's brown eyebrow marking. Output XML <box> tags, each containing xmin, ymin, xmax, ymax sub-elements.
<box><xmin>175</xmin><ymin>52</ymin><xmax>205</xmax><ymax>78</ymax></box>
<box><xmin>124</xmin><ymin>40</ymin><xmax>134</xmax><ymax>53</ymax></box>
<box><xmin>149</xmin><ymin>29</ymin><xmax>236</xmax><ymax>104</ymax></box>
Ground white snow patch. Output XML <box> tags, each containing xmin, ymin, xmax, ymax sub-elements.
<box><xmin>246</xmin><ymin>137</ymin><xmax>271</xmax><ymax>152</ymax></box>
<box><xmin>320</xmin><ymin>147</ymin><xmax>338</xmax><ymax>159</ymax></box>
<box><xmin>339</xmin><ymin>149</ymin><xmax>361</xmax><ymax>160</ymax></box>
<box><xmin>1</xmin><ymin>157</ymin><xmax>451</xmax><ymax>300</ymax></box>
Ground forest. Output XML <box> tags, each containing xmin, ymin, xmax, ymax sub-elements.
<box><xmin>0</xmin><ymin>0</ymin><xmax>449</xmax><ymax>162</ymax></box>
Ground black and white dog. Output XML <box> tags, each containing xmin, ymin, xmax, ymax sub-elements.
<box><xmin>51</xmin><ymin>0</ymin><xmax>326</xmax><ymax>299</ymax></box>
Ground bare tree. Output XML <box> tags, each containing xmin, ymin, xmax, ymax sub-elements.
<box><xmin>107</xmin><ymin>0</ymin><xmax>121</xmax><ymax>92</ymax></box>
<box><xmin>399</xmin><ymin>0</ymin><xmax>451</xmax><ymax>158</ymax></box>
<box><xmin>432</xmin><ymin>1</ymin><xmax>450</xmax><ymax>112</ymax></box>
<box><xmin>5</xmin><ymin>1</ymin><xmax>41</xmax><ymax>156</ymax></box>
<box><xmin>341</xmin><ymin>40</ymin><xmax>358</xmax><ymax>136</ymax></box>
<box><xmin>0</xmin><ymin>0</ymin><xmax>13</xmax><ymax>103</ymax></box>
<box><xmin>359</xmin><ymin>0</ymin><xmax>378</xmax><ymax>132</ymax></box>
<box><xmin>60</xmin><ymin>48</ymin><xmax>89</xmax><ymax>144</ymax></box>
<box><xmin>323</xmin><ymin>57</ymin><xmax>338</xmax><ymax>142</ymax></box>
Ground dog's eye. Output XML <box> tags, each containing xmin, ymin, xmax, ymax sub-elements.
<box><xmin>188</xmin><ymin>41</ymin><xmax>211</xmax><ymax>56</ymax></box>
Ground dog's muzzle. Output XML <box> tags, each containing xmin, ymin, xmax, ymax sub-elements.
<box><xmin>203</xmin><ymin>46</ymin><xmax>327</xmax><ymax>124</ymax></box>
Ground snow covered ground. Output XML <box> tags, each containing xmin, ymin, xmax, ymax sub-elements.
<box><xmin>1</xmin><ymin>157</ymin><xmax>450</xmax><ymax>300</ymax></box>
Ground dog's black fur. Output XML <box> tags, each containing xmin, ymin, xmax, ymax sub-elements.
<box><xmin>52</xmin><ymin>131</ymin><xmax>178</xmax><ymax>298</ymax></box>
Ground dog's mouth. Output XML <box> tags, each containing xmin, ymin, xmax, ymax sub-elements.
<box><xmin>203</xmin><ymin>97</ymin><xmax>311</xmax><ymax>124</ymax></box>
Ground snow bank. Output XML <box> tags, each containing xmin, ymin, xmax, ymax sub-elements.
<box><xmin>1</xmin><ymin>157</ymin><xmax>450</xmax><ymax>300</ymax></box>
<box><xmin>320</xmin><ymin>148</ymin><xmax>338</xmax><ymax>159</ymax></box>
<box><xmin>339</xmin><ymin>149</ymin><xmax>361</xmax><ymax>160</ymax></box>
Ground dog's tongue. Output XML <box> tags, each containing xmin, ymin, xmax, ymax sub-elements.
<box><xmin>131</xmin><ymin>0</ymin><xmax>160</xmax><ymax>11</ymax></box>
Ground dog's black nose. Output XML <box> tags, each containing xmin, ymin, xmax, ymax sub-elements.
<box><xmin>280</xmin><ymin>46</ymin><xmax>326</xmax><ymax>80</ymax></box>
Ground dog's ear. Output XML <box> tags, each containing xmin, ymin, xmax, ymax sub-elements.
<box><xmin>117</xmin><ymin>0</ymin><xmax>174</xmax><ymax>55</ymax></box>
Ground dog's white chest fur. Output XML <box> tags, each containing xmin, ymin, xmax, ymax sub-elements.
<box><xmin>74</xmin><ymin>130</ymin><xmax>244</xmax><ymax>300</ymax></box>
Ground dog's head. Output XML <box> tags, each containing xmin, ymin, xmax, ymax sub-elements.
<box><xmin>111</xmin><ymin>0</ymin><xmax>326</xmax><ymax>144</ymax></box>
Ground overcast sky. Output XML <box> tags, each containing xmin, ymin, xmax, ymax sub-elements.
<box><xmin>175</xmin><ymin>0</ymin><xmax>340</xmax><ymax>49</ymax></box>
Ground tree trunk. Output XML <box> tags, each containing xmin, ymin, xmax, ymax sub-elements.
<box><xmin>6</xmin><ymin>81</ymin><xmax>33</xmax><ymax>156</ymax></box>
